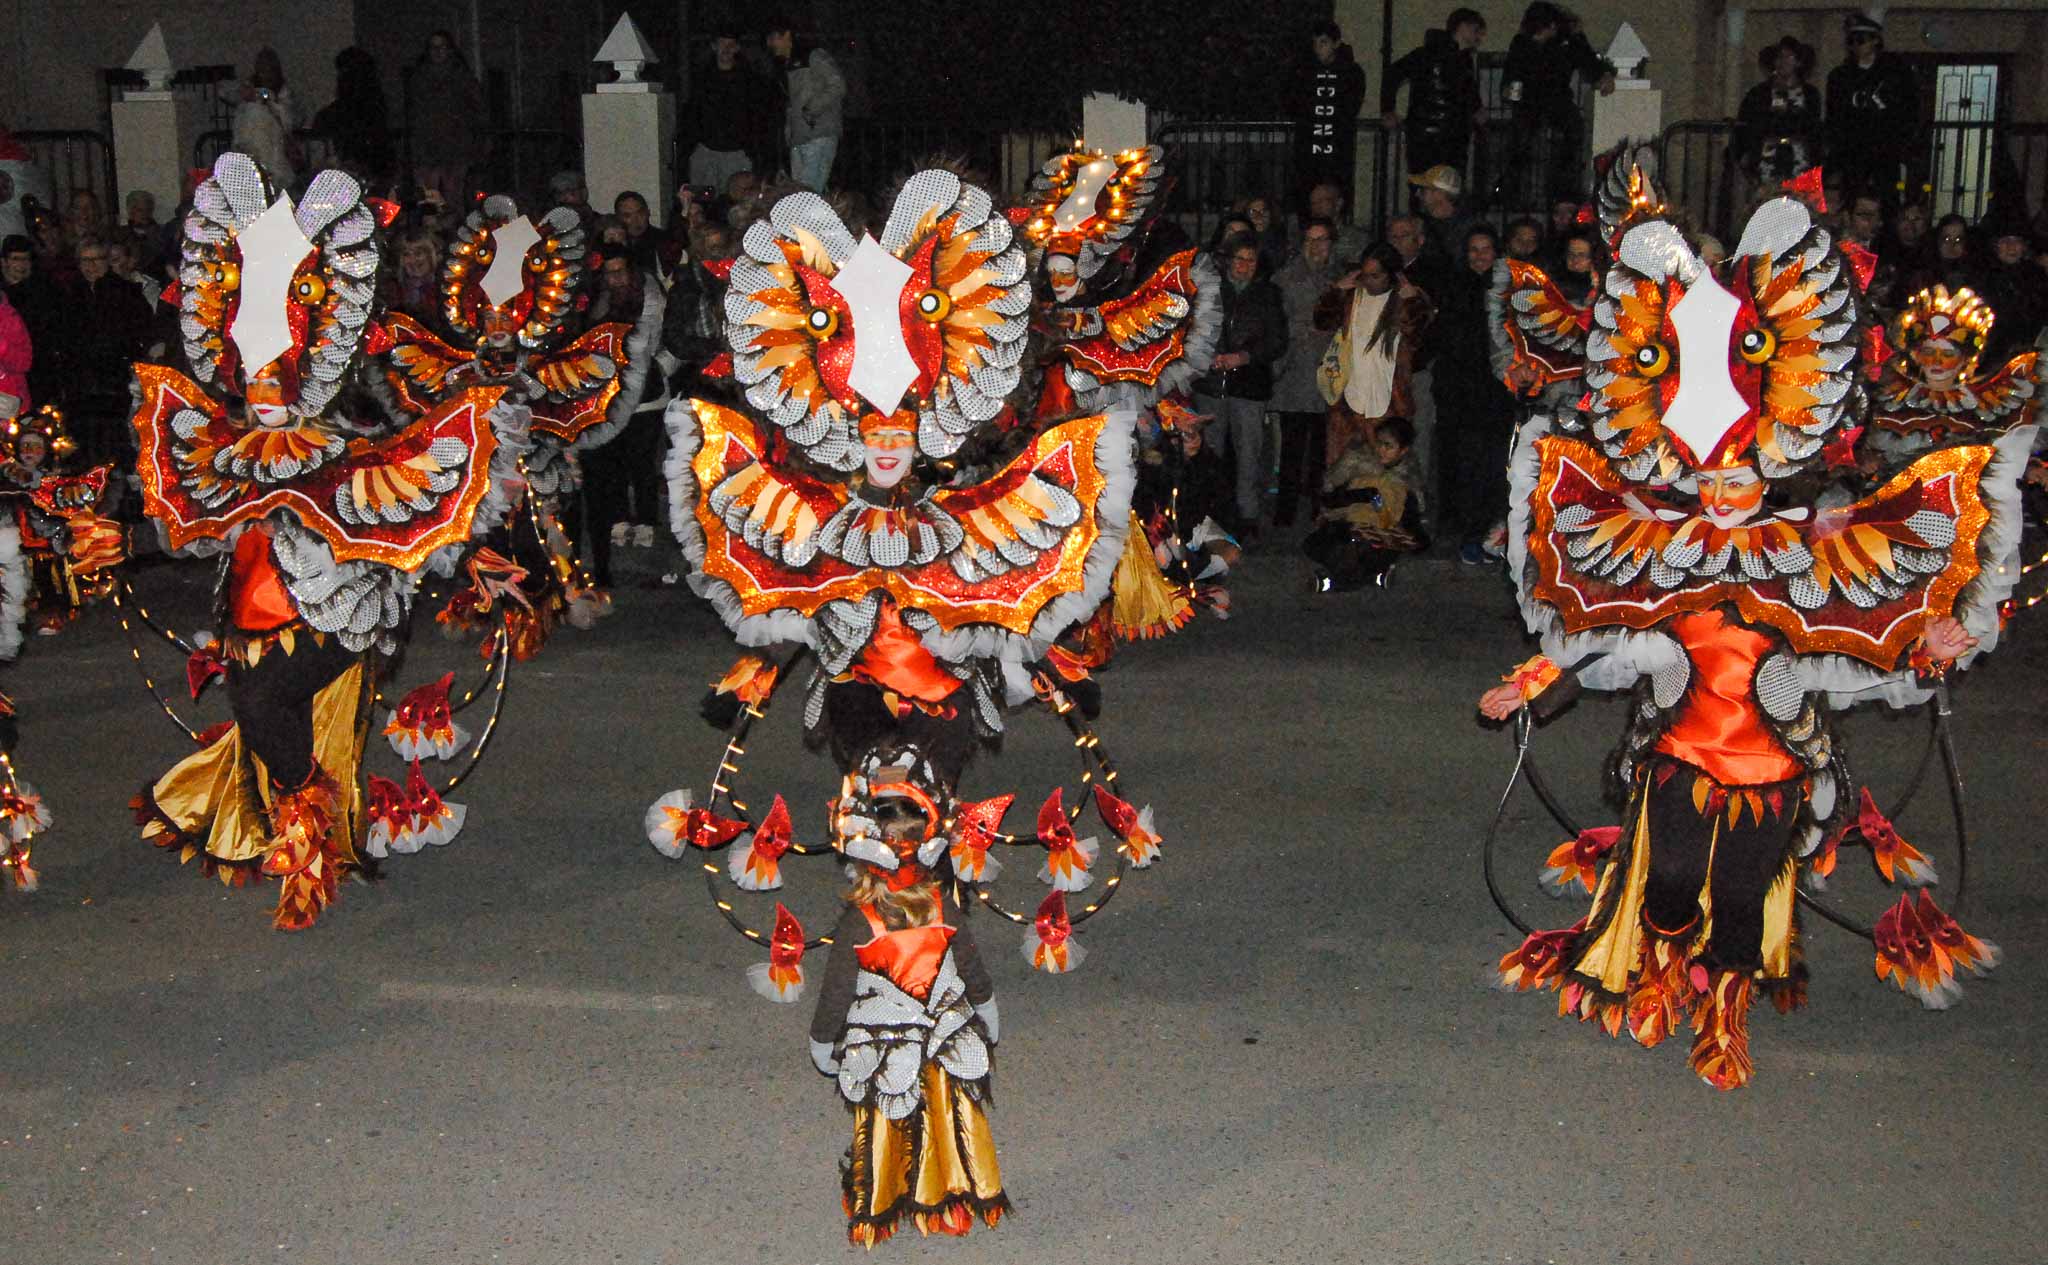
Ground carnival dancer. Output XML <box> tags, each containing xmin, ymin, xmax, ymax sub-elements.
<box><xmin>1482</xmin><ymin>153</ymin><xmax>2033</xmax><ymax>1088</ymax></box>
<box><xmin>649</xmin><ymin>167</ymin><xmax>1164</xmax><ymax>1241</ymax></box>
<box><xmin>0</xmin><ymin>406</ymin><xmax>118</xmax><ymax>639</ymax></box>
<box><xmin>380</xmin><ymin>193</ymin><xmax>627</xmax><ymax>656</ymax></box>
<box><xmin>127</xmin><ymin>153</ymin><xmax>527</xmax><ymax>930</ymax></box>
<box><xmin>1864</xmin><ymin>284</ymin><xmax>2044</xmax><ymax>464</ymax></box>
<box><xmin>1013</xmin><ymin>146</ymin><xmax>1221</xmax><ymax>643</ymax></box>
<box><xmin>807</xmin><ymin>745</ymin><xmax>1007</xmax><ymax>1248</ymax></box>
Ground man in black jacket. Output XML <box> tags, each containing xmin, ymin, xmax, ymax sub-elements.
<box><xmin>1294</xmin><ymin>22</ymin><xmax>1368</xmax><ymax>214</ymax></box>
<box><xmin>1500</xmin><ymin>4</ymin><xmax>1614</xmax><ymax>205</ymax></box>
<box><xmin>1192</xmin><ymin>235</ymin><xmax>1288</xmax><ymax>536</ymax></box>
<box><xmin>1381</xmin><ymin>8</ymin><xmax>1486</xmax><ymax>176</ymax></box>
<box><xmin>686</xmin><ymin>30</ymin><xmax>767</xmax><ymax>196</ymax></box>
<box><xmin>1825</xmin><ymin>14</ymin><xmax>1919</xmax><ymax>201</ymax></box>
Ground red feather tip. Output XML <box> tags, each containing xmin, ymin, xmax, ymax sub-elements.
<box><xmin>365</xmin><ymin>197</ymin><xmax>402</xmax><ymax>228</ymax></box>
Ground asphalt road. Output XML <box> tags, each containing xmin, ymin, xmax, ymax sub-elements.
<box><xmin>3</xmin><ymin>545</ymin><xmax>2044</xmax><ymax>1265</ymax></box>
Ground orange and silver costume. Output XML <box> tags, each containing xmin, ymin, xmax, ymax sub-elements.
<box><xmin>1488</xmin><ymin>155</ymin><xmax>2035</xmax><ymax>1088</ymax></box>
<box><xmin>379</xmin><ymin>194</ymin><xmax>625</xmax><ymax>657</ymax></box>
<box><xmin>128</xmin><ymin>153</ymin><xmax>527</xmax><ymax>930</ymax></box>
<box><xmin>646</xmin><ymin>169</ymin><xmax>1163</xmax><ymax>1245</ymax></box>
<box><xmin>1864</xmin><ymin>283</ymin><xmax>2044</xmax><ymax>462</ymax></box>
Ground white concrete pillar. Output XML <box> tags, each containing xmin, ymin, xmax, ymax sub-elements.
<box><xmin>111</xmin><ymin>23</ymin><xmax>188</xmax><ymax>222</ymax></box>
<box><xmin>582</xmin><ymin>13</ymin><xmax>676</xmax><ymax>227</ymax></box>
<box><xmin>1082</xmin><ymin>93</ymin><xmax>1147</xmax><ymax>154</ymax></box>
<box><xmin>1589</xmin><ymin>22</ymin><xmax>1663</xmax><ymax>161</ymax></box>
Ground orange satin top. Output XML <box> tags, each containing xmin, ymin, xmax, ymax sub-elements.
<box><xmin>228</xmin><ymin>526</ymin><xmax>299</xmax><ymax>634</ymax></box>
<box><xmin>854</xmin><ymin>905</ymin><xmax>956</xmax><ymax>1001</ymax></box>
<box><xmin>852</xmin><ymin>600</ymin><xmax>963</xmax><ymax>704</ymax></box>
<box><xmin>1654</xmin><ymin>608</ymin><xmax>1803</xmax><ymax>786</ymax></box>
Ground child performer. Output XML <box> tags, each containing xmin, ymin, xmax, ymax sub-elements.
<box><xmin>807</xmin><ymin>746</ymin><xmax>1006</xmax><ymax>1249</ymax></box>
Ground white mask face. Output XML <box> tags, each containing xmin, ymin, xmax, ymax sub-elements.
<box><xmin>862</xmin><ymin>428</ymin><xmax>914</xmax><ymax>489</ymax></box>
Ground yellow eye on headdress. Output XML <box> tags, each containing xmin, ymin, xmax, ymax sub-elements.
<box><xmin>806</xmin><ymin>306</ymin><xmax>839</xmax><ymax>339</ymax></box>
<box><xmin>1737</xmin><ymin>328</ymin><xmax>1775</xmax><ymax>365</ymax></box>
<box><xmin>914</xmin><ymin>288</ymin><xmax>952</xmax><ymax>323</ymax></box>
<box><xmin>211</xmin><ymin>261</ymin><xmax>241</xmax><ymax>290</ymax></box>
<box><xmin>292</xmin><ymin>273</ymin><xmax>327</xmax><ymax>306</ymax></box>
<box><xmin>1633</xmin><ymin>342</ymin><xmax>1671</xmax><ymax>377</ymax></box>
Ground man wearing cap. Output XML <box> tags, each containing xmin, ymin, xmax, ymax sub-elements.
<box><xmin>1825</xmin><ymin>13</ymin><xmax>1919</xmax><ymax>200</ymax></box>
<box><xmin>1380</xmin><ymin>7</ymin><xmax>1486</xmax><ymax>176</ymax></box>
<box><xmin>1410</xmin><ymin>165</ymin><xmax>1475</xmax><ymax>267</ymax></box>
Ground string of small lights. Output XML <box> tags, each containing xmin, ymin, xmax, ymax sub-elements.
<box><xmin>693</xmin><ymin>652</ymin><xmax>1141</xmax><ymax>949</ymax></box>
<box><xmin>109</xmin><ymin>580</ymin><xmax>201</xmax><ymax>741</ymax></box>
<box><xmin>433</xmin><ymin>618</ymin><xmax>513</xmax><ymax>795</ymax></box>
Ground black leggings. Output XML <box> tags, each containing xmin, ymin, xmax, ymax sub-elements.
<box><xmin>227</xmin><ymin>633</ymin><xmax>361</xmax><ymax>792</ymax></box>
<box><xmin>1637</xmin><ymin>761</ymin><xmax>1801</xmax><ymax>974</ymax></box>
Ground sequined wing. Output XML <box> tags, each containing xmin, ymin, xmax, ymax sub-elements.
<box><xmin>383</xmin><ymin>312</ymin><xmax>476</xmax><ymax>414</ymax></box>
<box><xmin>1061</xmin><ymin>250</ymin><xmax>1202</xmax><ymax>386</ymax></box>
<box><xmin>1492</xmin><ymin>258</ymin><xmax>1590</xmax><ymax>388</ymax></box>
<box><xmin>1528</xmin><ymin>433</ymin><xmax>1996</xmax><ymax>666</ymax></box>
<box><xmin>134</xmin><ymin>362</ymin><xmax>506</xmax><ymax>568</ymax></box>
<box><xmin>528</xmin><ymin>322</ymin><xmax>627</xmax><ymax>443</ymax></box>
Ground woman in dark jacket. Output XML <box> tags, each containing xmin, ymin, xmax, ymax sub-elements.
<box><xmin>1192</xmin><ymin>233</ymin><xmax>1289</xmax><ymax>534</ymax></box>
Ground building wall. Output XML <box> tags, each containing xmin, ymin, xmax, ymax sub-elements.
<box><xmin>1329</xmin><ymin>0</ymin><xmax>2048</xmax><ymax>131</ymax></box>
<box><xmin>0</xmin><ymin>0</ymin><xmax>354</xmax><ymax>133</ymax></box>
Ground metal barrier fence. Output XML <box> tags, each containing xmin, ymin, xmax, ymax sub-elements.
<box><xmin>12</xmin><ymin>130</ymin><xmax>117</xmax><ymax>220</ymax></box>
<box><xmin>830</xmin><ymin>121</ymin><xmax>1072</xmax><ymax>206</ymax></box>
<box><xmin>191</xmin><ymin>127</ymin><xmax>579</xmax><ymax>206</ymax></box>
<box><xmin>1657</xmin><ymin>118</ymin><xmax>2048</xmax><ymax>240</ymax></box>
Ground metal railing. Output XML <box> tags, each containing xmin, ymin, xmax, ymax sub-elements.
<box><xmin>1657</xmin><ymin>118</ymin><xmax>2048</xmax><ymax>239</ymax></box>
<box><xmin>829</xmin><ymin>120</ymin><xmax>1071</xmax><ymax>206</ymax></box>
<box><xmin>11</xmin><ymin>130</ymin><xmax>117</xmax><ymax>220</ymax></box>
<box><xmin>191</xmin><ymin>126</ymin><xmax>579</xmax><ymax>205</ymax></box>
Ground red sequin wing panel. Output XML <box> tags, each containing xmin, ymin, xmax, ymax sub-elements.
<box><xmin>1526</xmin><ymin>435</ymin><xmax>1720</xmax><ymax>633</ymax></box>
<box><xmin>28</xmin><ymin>465</ymin><xmax>111</xmax><ymax>516</ymax></box>
<box><xmin>689</xmin><ymin>401</ymin><xmax>857</xmax><ymax>617</ymax></box>
<box><xmin>1499</xmin><ymin>259</ymin><xmax>1590</xmax><ymax>389</ymax></box>
<box><xmin>1065</xmin><ymin>250</ymin><xmax>1199</xmax><ymax>386</ymax></box>
<box><xmin>132</xmin><ymin>363</ymin><xmax>254</xmax><ymax>549</ymax></box>
<box><xmin>529</xmin><ymin>322</ymin><xmax>629</xmax><ymax>443</ymax></box>
<box><xmin>383</xmin><ymin>312</ymin><xmax>474</xmax><ymax>414</ymax></box>
<box><xmin>906</xmin><ymin>414</ymin><xmax>1107</xmax><ymax>635</ymax></box>
<box><xmin>1732</xmin><ymin>445</ymin><xmax>1993</xmax><ymax>667</ymax></box>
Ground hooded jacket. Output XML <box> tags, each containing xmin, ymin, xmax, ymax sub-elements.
<box><xmin>1381</xmin><ymin>29</ymin><xmax>1480</xmax><ymax>139</ymax></box>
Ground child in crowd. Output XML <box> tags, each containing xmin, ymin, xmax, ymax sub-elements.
<box><xmin>1303</xmin><ymin>415</ymin><xmax>1429</xmax><ymax>592</ymax></box>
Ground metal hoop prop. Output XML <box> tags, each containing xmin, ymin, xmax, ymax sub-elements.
<box><xmin>1481</xmin><ymin>687</ymin><xmax>1974</xmax><ymax>945</ymax></box>
<box><xmin>688</xmin><ymin>653</ymin><xmax>1148</xmax><ymax>951</ymax></box>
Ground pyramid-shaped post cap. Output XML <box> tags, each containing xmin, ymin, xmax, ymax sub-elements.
<box><xmin>1607</xmin><ymin>21</ymin><xmax>1650</xmax><ymax>78</ymax></box>
<box><xmin>595</xmin><ymin>13</ymin><xmax>658</xmax><ymax>65</ymax></box>
<box><xmin>125</xmin><ymin>22</ymin><xmax>174</xmax><ymax>90</ymax></box>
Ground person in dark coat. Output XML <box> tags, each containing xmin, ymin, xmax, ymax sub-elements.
<box><xmin>62</xmin><ymin>236</ymin><xmax>152</xmax><ymax>463</ymax></box>
<box><xmin>1734</xmin><ymin>35</ymin><xmax>1822</xmax><ymax>187</ymax></box>
<box><xmin>686</xmin><ymin>30</ymin><xmax>768</xmax><ymax>194</ymax></box>
<box><xmin>312</xmin><ymin>47</ymin><xmax>394</xmax><ymax>183</ymax></box>
<box><xmin>1192</xmin><ymin>234</ymin><xmax>1289</xmax><ymax>536</ymax></box>
<box><xmin>1293</xmin><ymin>21</ymin><xmax>1368</xmax><ymax>213</ymax></box>
<box><xmin>1</xmin><ymin>235</ymin><xmax>66</xmax><ymax>409</ymax></box>
<box><xmin>1825</xmin><ymin>13</ymin><xmax>1919</xmax><ymax>200</ymax></box>
<box><xmin>1973</xmin><ymin>212</ymin><xmax>2048</xmax><ymax>366</ymax></box>
<box><xmin>1429</xmin><ymin>225</ymin><xmax>1518</xmax><ymax>559</ymax></box>
<box><xmin>1499</xmin><ymin>4</ymin><xmax>1614</xmax><ymax>205</ymax></box>
<box><xmin>1381</xmin><ymin>8</ymin><xmax>1486</xmax><ymax>176</ymax></box>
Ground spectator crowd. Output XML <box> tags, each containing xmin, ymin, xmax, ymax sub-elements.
<box><xmin>1</xmin><ymin>4</ymin><xmax>2045</xmax><ymax>600</ymax></box>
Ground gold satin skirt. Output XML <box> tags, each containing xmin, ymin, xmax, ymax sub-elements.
<box><xmin>1109</xmin><ymin>512</ymin><xmax>1194</xmax><ymax>641</ymax></box>
<box><xmin>842</xmin><ymin>1063</ymin><xmax>1008</xmax><ymax>1249</ymax></box>
<box><xmin>139</xmin><ymin>661</ymin><xmax>371</xmax><ymax>874</ymax></box>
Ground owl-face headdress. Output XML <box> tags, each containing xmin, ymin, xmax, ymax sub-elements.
<box><xmin>724</xmin><ymin>170</ymin><xmax>1031</xmax><ymax>470</ymax></box>
<box><xmin>1894</xmin><ymin>285</ymin><xmax>1992</xmax><ymax>384</ymax></box>
<box><xmin>1017</xmin><ymin>145</ymin><xmax>1165</xmax><ymax>296</ymax></box>
<box><xmin>441</xmin><ymin>196</ymin><xmax>588</xmax><ymax>366</ymax></box>
<box><xmin>177</xmin><ymin>152</ymin><xmax>389</xmax><ymax>425</ymax></box>
<box><xmin>1582</xmin><ymin>156</ymin><xmax>1862</xmax><ymax>485</ymax></box>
